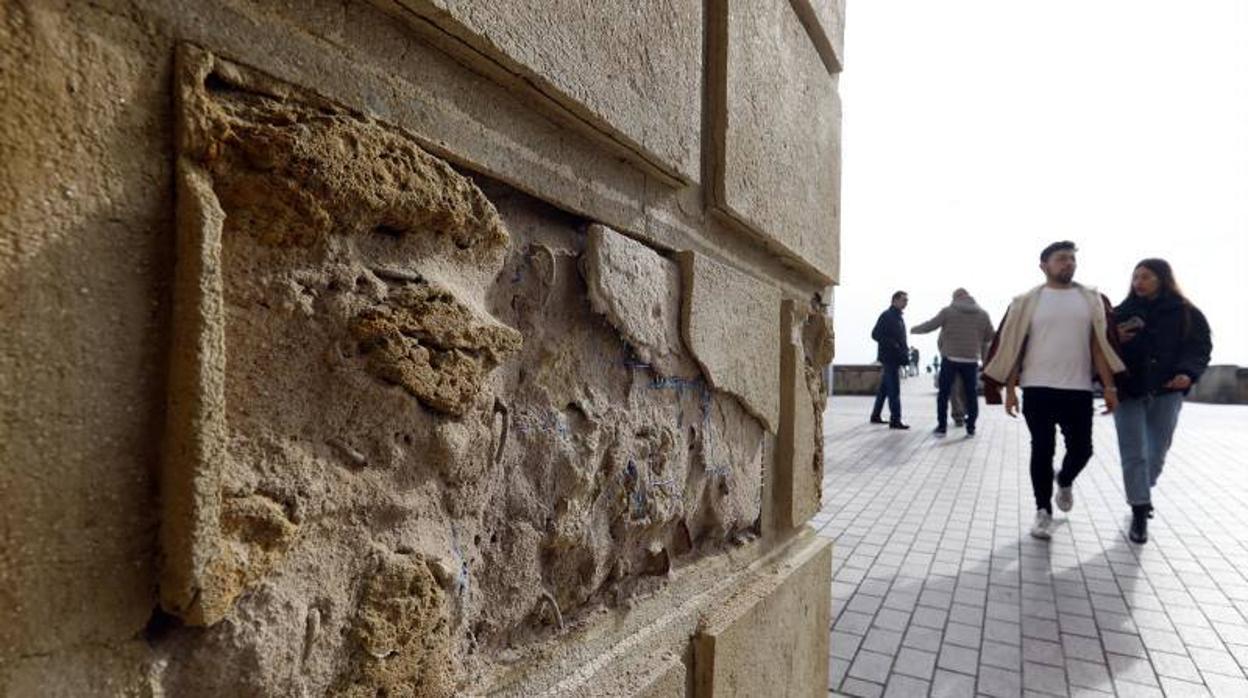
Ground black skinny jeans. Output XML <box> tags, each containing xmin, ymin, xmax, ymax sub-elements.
<box><xmin>1022</xmin><ymin>387</ymin><xmax>1094</xmax><ymax>514</ymax></box>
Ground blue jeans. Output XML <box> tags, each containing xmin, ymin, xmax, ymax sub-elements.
<box><xmin>1113</xmin><ymin>392</ymin><xmax>1183</xmax><ymax>506</ymax></box>
<box><xmin>871</xmin><ymin>363</ymin><xmax>902</xmax><ymax>423</ymax></box>
<box><xmin>937</xmin><ymin>358</ymin><xmax>979</xmax><ymax>430</ymax></box>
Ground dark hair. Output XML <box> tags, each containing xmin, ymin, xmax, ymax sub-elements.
<box><xmin>1130</xmin><ymin>258</ymin><xmax>1188</xmax><ymax>304</ymax></box>
<box><xmin>1040</xmin><ymin>241</ymin><xmax>1077</xmax><ymax>263</ymax></box>
<box><xmin>1128</xmin><ymin>258</ymin><xmax>1196</xmax><ymax>336</ymax></box>
<box><xmin>891</xmin><ymin>290</ymin><xmax>908</xmax><ymax>302</ymax></box>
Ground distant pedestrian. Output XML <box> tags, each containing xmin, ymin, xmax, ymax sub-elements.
<box><xmin>911</xmin><ymin>289</ymin><xmax>995</xmax><ymax>438</ymax></box>
<box><xmin>870</xmin><ymin>291</ymin><xmax>910</xmax><ymax>429</ymax></box>
<box><xmin>1112</xmin><ymin>259</ymin><xmax>1212</xmax><ymax>544</ymax></box>
<box><xmin>982</xmin><ymin>242</ymin><xmax>1125</xmax><ymax>540</ymax></box>
<box><xmin>908</xmin><ymin>347</ymin><xmax>920</xmax><ymax>377</ymax></box>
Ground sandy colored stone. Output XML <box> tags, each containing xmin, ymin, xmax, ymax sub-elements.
<box><xmin>637</xmin><ymin>656</ymin><xmax>689</xmax><ymax>698</ymax></box>
<box><xmin>790</xmin><ymin>0</ymin><xmax>846</xmax><ymax>73</ymax></box>
<box><xmin>1</xmin><ymin>3</ymin><xmax>837</xmax><ymax>696</ymax></box>
<box><xmin>583</xmin><ymin>224</ymin><xmax>698</xmax><ymax>379</ymax></box>
<box><xmin>383</xmin><ymin>0</ymin><xmax>703</xmax><ymax>182</ymax></box>
<box><xmin>710</xmin><ymin>0</ymin><xmax>842</xmax><ymax>280</ymax></box>
<box><xmin>331</xmin><ymin>551</ymin><xmax>454</xmax><ymax>698</ymax></box>
<box><xmin>693</xmin><ymin>534</ymin><xmax>832</xmax><ymax>697</ymax></box>
<box><xmin>0</xmin><ymin>0</ymin><xmax>167</xmax><ymax>664</ymax></box>
<box><xmin>0</xmin><ymin>641</ymin><xmax>152</xmax><ymax>697</ymax></box>
<box><xmin>161</xmin><ymin>45</ymin><xmax>520</xmax><ymax>627</ymax></box>
<box><xmin>776</xmin><ymin>300</ymin><xmax>821</xmax><ymax>531</ymax></box>
<box><xmin>351</xmin><ymin>283</ymin><xmax>522</xmax><ymax>416</ymax></box>
<box><xmin>678</xmin><ymin>251</ymin><xmax>781</xmax><ymax>432</ymax></box>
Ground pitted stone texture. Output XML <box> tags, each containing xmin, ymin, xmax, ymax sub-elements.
<box><xmin>790</xmin><ymin>0</ymin><xmax>846</xmax><ymax>72</ymax></box>
<box><xmin>776</xmin><ymin>300</ymin><xmax>821</xmax><ymax>530</ymax></box>
<box><xmin>711</xmin><ymin>0</ymin><xmax>842</xmax><ymax>281</ymax></box>
<box><xmin>162</xmin><ymin>46</ymin><xmax>521</xmax><ymax>629</ymax></box>
<box><xmin>584</xmin><ymin>224</ymin><xmax>698</xmax><ymax>379</ymax></box>
<box><xmin>152</xmin><ymin>51</ymin><xmax>766</xmax><ymax>696</ymax></box>
<box><xmin>330</xmin><ymin>551</ymin><xmax>453</xmax><ymax>698</ymax></box>
<box><xmin>693</xmin><ymin>534</ymin><xmax>832</xmax><ymax>697</ymax></box>
<box><xmin>388</xmin><ymin>0</ymin><xmax>703</xmax><ymax>182</ymax></box>
<box><xmin>679</xmin><ymin>251</ymin><xmax>781</xmax><ymax>433</ymax></box>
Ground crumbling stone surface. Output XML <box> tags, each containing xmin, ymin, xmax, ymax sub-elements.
<box><xmin>351</xmin><ymin>284</ymin><xmax>523</xmax><ymax>416</ymax></box>
<box><xmin>331</xmin><ymin>551</ymin><xmax>454</xmax><ymax>698</ymax></box>
<box><xmin>583</xmin><ymin>224</ymin><xmax>699</xmax><ymax>379</ymax></box>
<box><xmin>3</xmin><ymin>2</ymin><xmax>838</xmax><ymax>695</ymax></box>
<box><xmin>678</xmin><ymin>251</ymin><xmax>782</xmax><ymax>432</ymax></box>
<box><xmin>776</xmin><ymin>300</ymin><xmax>823</xmax><ymax>530</ymax></box>
<box><xmin>150</xmin><ymin>50</ymin><xmax>767</xmax><ymax>696</ymax></box>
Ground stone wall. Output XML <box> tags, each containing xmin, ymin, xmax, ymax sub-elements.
<box><xmin>833</xmin><ymin>364</ymin><xmax>884</xmax><ymax>397</ymax></box>
<box><xmin>0</xmin><ymin>1</ymin><xmax>843</xmax><ymax>695</ymax></box>
<box><xmin>1187</xmin><ymin>365</ymin><xmax>1248</xmax><ymax>405</ymax></box>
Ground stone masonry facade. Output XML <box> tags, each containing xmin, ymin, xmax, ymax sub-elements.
<box><xmin>0</xmin><ymin>1</ymin><xmax>843</xmax><ymax>695</ymax></box>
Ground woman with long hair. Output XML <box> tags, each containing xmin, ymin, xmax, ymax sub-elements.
<box><xmin>1113</xmin><ymin>259</ymin><xmax>1212</xmax><ymax>543</ymax></box>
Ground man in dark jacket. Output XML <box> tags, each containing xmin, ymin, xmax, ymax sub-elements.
<box><xmin>870</xmin><ymin>291</ymin><xmax>910</xmax><ymax>429</ymax></box>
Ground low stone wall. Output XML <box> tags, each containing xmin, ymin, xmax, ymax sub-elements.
<box><xmin>833</xmin><ymin>364</ymin><xmax>882</xmax><ymax>396</ymax></box>
<box><xmin>1188</xmin><ymin>365</ymin><xmax>1248</xmax><ymax>405</ymax></box>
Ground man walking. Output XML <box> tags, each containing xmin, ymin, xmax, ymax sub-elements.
<box><xmin>911</xmin><ymin>289</ymin><xmax>995</xmax><ymax>437</ymax></box>
<box><xmin>983</xmin><ymin>242</ymin><xmax>1124</xmax><ymax>540</ymax></box>
<box><xmin>870</xmin><ymin>291</ymin><xmax>910</xmax><ymax>429</ymax></box>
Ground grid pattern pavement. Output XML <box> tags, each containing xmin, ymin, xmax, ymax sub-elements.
<box><xmin>815</xmin><ymin>380</ymin><xmax>1248</xmax><ymax>697</ymax></box>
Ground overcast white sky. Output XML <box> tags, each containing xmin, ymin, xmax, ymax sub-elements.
<box><xmin>836</xmin><ymin>0</ymin><xmax>1248</xmax><ymax>367</ymax></box>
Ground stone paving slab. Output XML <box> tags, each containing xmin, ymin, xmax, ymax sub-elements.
<box><xmin>816</xmin><ymin>380</ymin><xmax>1248</xmax><ymax>697</ymax></box>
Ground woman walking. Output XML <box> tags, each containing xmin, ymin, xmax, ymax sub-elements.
<box><xmin>1113</xmin><ymin>259</ymin><xmax>1212</xmax><ymax>544</ymax></box>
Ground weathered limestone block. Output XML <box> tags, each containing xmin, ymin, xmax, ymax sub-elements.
<box><xmin>583</xmin><ymin>224</ymin><xmax>699</xmax><ymax>378</ymax></box>
<box><xmin>382</xmin><ymin>0</ymin><xmax>703</xmax><ymax>183</ymax></box>
<box><xmin>789</xmin><ymin>0</ymin><xmax>846</xmax><ymax>73</ymax></box>
<box><xmin>351</xmin><ymin>284</ymin><xmax>523</xmax><ymax>416</ymax></box>
<box><xmin>776</xmin><ymin>300</ymin><xmax>821</xmax><ymax>531</ymax></box>
<box><xmin>678</xmin><ymin>251</ymin><xmax>781</xmax><ymax>432</ymax></box>
<box><xmin>162</xmin><ymin>44</ymin><xmax>519</xmax><ymax>627</ymax></box>
<box><xmin>693</xmin><ymin>533</ymin><xmax>832</xmax><ymax>697</ymax></box>
<box><xmin>330</xmin><ymin>551</ymin><xmax>453</xmax><ymax>698</ymax></box>
<box><xmin>710</xmin><ymin>0</ymin><xmax>842</xmax><ymax>281</ymax></box>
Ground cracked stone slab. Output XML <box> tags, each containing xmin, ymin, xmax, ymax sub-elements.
<box><xmin>583</xmin><ymin>224</ymin><xmax>698</xmax><ymax>378</ymax></box>
<box><xmin>678</xmin><ymin>250</ymin><xmax>781</xmax><ymax>433</ymax></box>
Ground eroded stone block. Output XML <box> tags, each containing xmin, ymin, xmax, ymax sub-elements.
<box><xmin>385</xmin><ymin>0</ymin><xmax>703</xmax><ymax>182</ymax></box>
<box><xmin>158</xmin><ymin>43</ymin><xmax>771</xmax><ymax>697</ymax></box>
<box><xmin>693</xmin><ymin>534</ymin><xmax>832</xmax><ymax>697</ymax></box>
<box><xmin>776</xmin><ymin>300</ymin><xmax>821</xmax><ymax>531</ymax></box>
<box><xmin>330</xmin><ymin>551</ymin><xmax>453</xmax><ymax>697</ymax></box>
<box><xmin>584</xmin><ymin>224</ymin><xmax>698</xmax><ymax>378</ymax></box>
<box><xmin>162</xmin><ymin>44</ymin><xmax>518</xmax><ymax>626</ymax></box>
<box><xmin>678</xmin><ymin>251</ymin><xmax>781</xmax><ymax>432</ymax></box>
<box><xmin>710</xmin><ymin>0</ymin><xmax>841</xmax><ymax>280</ymax></box>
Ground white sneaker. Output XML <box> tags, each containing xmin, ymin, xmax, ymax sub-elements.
<box><xmin>1056</xmin><ymin>486</ymin><xmax>1074</xmax><ymax>512</ymax></box>
<box><xmin>1030</xmin><ymin>510</ymin><xmax>1053</xmax><ymax>540</ymax></box>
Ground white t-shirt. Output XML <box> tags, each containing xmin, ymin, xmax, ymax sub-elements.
<box><xmin>1021</xmin><ymin>288</ymin><xmax>1094</xmax><ymax>391</ymax></box>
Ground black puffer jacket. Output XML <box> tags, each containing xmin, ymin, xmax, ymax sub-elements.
<box><xmin>1113</xmin><ymin>293</ymin><xmax>1212</xmax><ymax>399</ymax></box>
<box><xmin>872</xmin><ymin>306</ymin><xmax>909</xmax><ymax>366</ymax></box>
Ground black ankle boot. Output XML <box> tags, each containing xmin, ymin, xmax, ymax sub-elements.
<box><xmin>1129</xmin><ymin>505</ymin><xmax>1149</xmax><ymax>544</ymax></box>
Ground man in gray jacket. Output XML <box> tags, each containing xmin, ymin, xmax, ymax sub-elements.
<box><xmin>911</xmin><ymin>289</ymin><xmax>995</xmax><ymax>437</ymax></box>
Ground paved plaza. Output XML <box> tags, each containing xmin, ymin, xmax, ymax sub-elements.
<box><xmin>816</xmin><ymin>379</ymin><xmax>1248</xmax><ymax>697</ymax></box>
